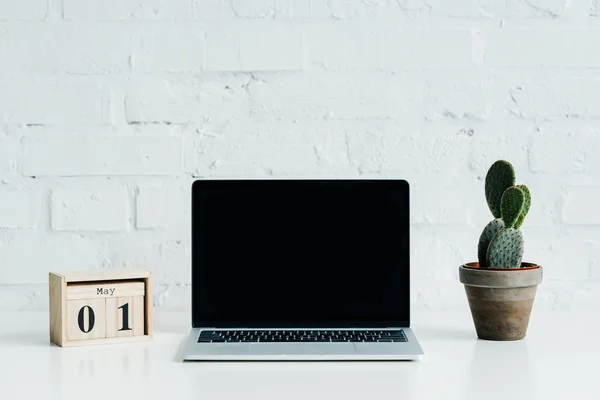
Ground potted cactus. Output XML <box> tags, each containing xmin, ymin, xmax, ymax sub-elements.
<box><xmin>459</xmin><ymin>160</ymin><xmax>543</xmax><ymax>341</ymax></box>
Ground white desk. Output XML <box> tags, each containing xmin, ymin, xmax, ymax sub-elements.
<box><xmin>0</xmin><ymin>310</ymin><xmax>597</xmax><ymax>400</ymax></box>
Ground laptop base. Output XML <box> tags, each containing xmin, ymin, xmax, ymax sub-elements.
<box><xmin>181</xmin><ymin>328</ymin><xmax>424</xmax><ymax>361</ymax></box>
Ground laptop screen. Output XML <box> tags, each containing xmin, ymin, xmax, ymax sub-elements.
<box><xmin>191</xmin><ymin>179</ymin><xmax>410</xmax><ymax>328</ymax></box>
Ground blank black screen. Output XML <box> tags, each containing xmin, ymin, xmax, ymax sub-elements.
<box><xmin>192</xmin><ymin>180</ymin><xmax>410</xmax><ymax>328</ymax></box>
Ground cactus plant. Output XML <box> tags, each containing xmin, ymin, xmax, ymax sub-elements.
<box><xmin>477</xmin><ymin>160</ymin><xmax>531</xmax><ymax>269</ymax></box>
<box><xmin>461</xmin><ymin>160</ymin><xmax>541</xmax><ymax>341</ymax></box>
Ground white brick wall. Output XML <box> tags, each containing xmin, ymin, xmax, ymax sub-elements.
<box><xmin>0</xmin><ymin>84</ymin><xmax>107</xmax><ymax>124</ymax></box>
<box><xmin>562</xmin><ymin>186</ymin><xmax>600</xmax><ymax>225</ymax></box>
<box><xmin>205</xmin><ymin>27</ymin><xmax>306</xmax><ymax>71</ymax></box>
<box><xmin>1</xmin><ymin>0</ymin><xmax>599</xmax><ymax>311</ymax></box>
<box><xmin>51</xmin><ymin>188</ymin><xmax>130</xmax><ymax>232</ymax></box>
<box><xmin>63</xmin><ymin>0</ymin><xmax>193</xmax><ymax>21</ymax></box>
<box><xmin>0</xmin><ymin>190</ymin><xmax>41</xmax><ymax>228</ymax></box>
<box><xmin>0</xmin><ymin>0</ymin><xmax>47</xmax><ymax>20</ymax></box>
<box><xmin>23</xmin><ymin>136</ymin><xmax>182</xmax><ymax>176</ymax></box>
<box><xmin>136</xmin><ymin>185</ymin><xmax>190</xmax><ymax>229</ymax></box>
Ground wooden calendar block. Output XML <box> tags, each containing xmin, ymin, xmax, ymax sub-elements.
<box><xmin>66</xmin><ymin>298</ymin><xmax>106</xmax><ymax>341</ymax></box>
<box><xmin>106</xmin><ymin>296</ymin><xmax>145</xmax><ymax>338</ymax></box>
<box><xmin>49</xmin><ymin>268</ymin><xmax>153</xmax><ymax>347</ymax></box>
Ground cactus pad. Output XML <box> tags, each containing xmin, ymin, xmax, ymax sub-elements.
<box><xmin>516</xmin><ymin>184</ymin><xmax>531</xmax><ymax>215</ymax></box>
<box><xmin>485</xmin><ymin>160</ymin><xmax>516</xmax><ymax>218</ymax></box>
<box><xmin>514</xmin><ymin>213</ymin><xmax>526</xmax><ymax>229</ymax></box>
<box><xmin>500</xmin><ymin>186</ymin><xmax>525</xmax><ymax>228</ymax></box>
<box><xmin>477</xmin><ymin>218</ymin><xmax>505</xmax><ymax>267</ymax></box>
<box><xmin>486</xmin><ymin>227</ymin><xmax>524</xmax><ymax>269</ymax></box>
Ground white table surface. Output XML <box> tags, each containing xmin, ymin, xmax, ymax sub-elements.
<box><xmin>0</xmin><ymin>309</ymin><xmax>598</xmax><ymax>400</ymax></box>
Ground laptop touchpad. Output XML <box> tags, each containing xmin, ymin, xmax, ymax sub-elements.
<box><xmin>249</xmin><ymin>343</ymin><xmax>355</xmax><ymax>355</ymax></box>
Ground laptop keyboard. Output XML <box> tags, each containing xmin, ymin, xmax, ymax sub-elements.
<box><xmin>197</xmin><ymin>329</ymin><xmax>407</xmax><ymax>343</ymax></box>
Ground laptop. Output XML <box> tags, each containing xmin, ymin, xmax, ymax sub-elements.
<box><xmin>181</xmin><ymin>179</ymin><xmax>424</xmax><ymax>361</ymax></box>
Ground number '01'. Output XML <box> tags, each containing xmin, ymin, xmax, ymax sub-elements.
<box><xmin>77</xmin><ymin>303</ymin><xmax>132</xmax><ymax>333</ymax></box>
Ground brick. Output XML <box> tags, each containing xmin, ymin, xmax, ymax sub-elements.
<box><xmin>104</xmin><ymin>237</ymin><xmax>191</xmax><ymax>284</ymax></box>
<box><xmin>525</xmin><ymin>228</ymin><xmax>592</xmax><ymax>280</ymax></box>
<box><xmin>0</xmin><ymin>231</ymin><xmax>109</xmax><ymax>284</ymax></box>
<box><xmin>309</xmin><ymin>0</ymin><xmax>332</xmax><ymax>18</ymax></box>
<box><xmin>132</xmin><ymin>29</ymin><xmax>204</xmax><ymax>72</ymax></box>
<box><xmin>505</xmin><ymin>0</ymin><xmax>590</xmax><ymax>19</ymax></box>
<box><xmin>469</xmin><ymin>134</ymin><xmax>529</xmax><ymax>177</ymax></box>
<box><xmin>332</xmin><ymin>0</ymin><xmax>407</xmax><ymax>19</ymax></box>
<box><xmin>529</xmin><ymin>131</ymin><xmax>585</xmax><ymax>173</ymax></box>
<box><xmin>381</xmin><ymin>30</ymin><xmax>473</xmax><ymax>69</ymax></box>
<box><xmin>0</xmin><ymin>136</ymin><xmax>19</xmax><ymax>179</ymax></box>
<box><xmin>495</xmin><ymin>72</ymin><xmax>600</xmax><ymax>120</ymax></box>
<box><xmin>591</xmin><ymin>241</ymin><xmax>600</xmax><ymax>278</ymax></box>
<box><xmin>517</xmin><ymin>178</ymin><xmax>559</xmax><ymax>228</ymax></box>
<box><xmin>346</xmin><ymin>126</ymin><xmax>471</xmax><ymax>175</ymax></box>
<box><xmin>0</xmin><ymin>0</ymin><xmax>47</xmax><ymax>20</ymax></box>
<box><xmin>411</xmin><ymin>187</ymin><xmax>469</xmax><ymax>225</ymax></box>
<box><xmin>411</xmin><ymin>226</ymin><xmax>473</xmax><ymax>280</ymax></box>
<box><xmin>428</xmin><ymin>0</ymin><xmax>481</xmax><ymax>17</ymax></box>
<box><xmin>0</xmin><ymin>190</ymin><xmax>41</xmax><ymax>228</ymax></box>
<box><xmin>192</xmin><ymin>0</ymin><xmax>233</xmax><ymax>19</ymax></box>
<box><xmin>308</xmin><ymin>28</ymin><xmax>473</xmax><ymax>69</ymax></box>
<box><xmin>331</xmin><ymin>0</ymin><xmax>367</xmax><ymax>18</ymax></box>
<box><xmin>435</xmin><ymin>0</ymin><xmax>590</xmax><ymax>19</ymax></box>
<box><xmin>485</xmin><ymin>30</ymin><xmax>600</xmax><ymax>68</ymax></box>
<box><xmin>232</xmin><ymin>0</ymin><xmax>275</xmax><ymax>18</ymax></box>
<box><xmin>154</xmin><ymin>284</ymin><xmax>191</xmax><ymax>310</ymax></box>
<box><xmin>344</xmin><ymin>126</ymin><xmax>401</xmax><ymax>173</ymax></box>
<box><xmin>307</xmin><ymin>26</ymin><xmax>378</xmax><ymax>69</ymax></box>
<box><xmin>571</xmin><ymin>286</ymin><xmax>600</xmax><ymax>311</ymax></box>
<box><xmin>0</xmin><ymin>284</ymin><xmax>48</xmax><ymax>311</ymax></box>
<box><xmin>562</xmin><ymin>186</ymin><xmax>600</xmax><ymax>225</ymax></box>
<box><xmin>240</xmin><ymin>28</ymin><xmax>305</xmax><ymax>71</ymax></box>
<box><xmin>246</xmin><ymin>72</ymin><xmax>424</xmax><ymax>120</ymax></box>
<box><xmin>191</xmin><ymin>119</ymin><xmax>350</xmax><ymax>176</ymax></box>
<box><xmin>51</xmin><ymin>188</ymin><xmax>129</xmax><ymax>232</ymax></box>
<box><xmin>1</xmin><ymin>24</ymin><xmax>132</xmax><ymax>74</ymax></box>
<box><xmin>275</xmin><ymin>0</ymin><xmax>309</xmax><ymax>18</ymax></box>
<box><xmin>584</xmin><ymin>132</ymin><xmax>600</xmax><ymax>172</ymax></box>
<box><xmin>411</xmin><ymin>279</ymin><xmax>468</xmax><ymax>311</ymax></box>
<box><xmin>275</xmin><ymin>0</ymin><xmax>333</xmax><ymax>18</ymax></box>
<box><xmin>592</xmin><ymin>0</ymin><xmax>600</xmax><ymax>17</ymax></box>
<box><xmin>64</xmin><ymin>0</ymin><xmax>193</xmax><ymax>20</ymax></box>
<box><xmin>527</xmin><ymin>122</ymin><xmax>600</xmax><ymax>173</ymax></box>
<box><xmin>0</xmin><ymin>85</ymin><xmax>106</xmax><ymax>125</ymax></box>
<box><xmin>125</xmin><ymin>77</ymin><xmax>250</xmax><ymax>124</ymax></box>
<box><xmin>10</xmin><ymin>124</ymin><xmax>118</xmax><ymax>137</ymax></box>
<box><xmin>205</xmin><ymin>28</ymin><xmax>305</xmax><ymax>71</ymax></box>
<box><xmin>204</xmin><ymin>31</ymin><xmax>241</xmax><ymax>71</ymax></box>
<box><xmin>423</xmin><ymin>71</ymin><xmax>489</xmax><ymax>120</ymax></box>
<box><xmin>23</xmin><ymin>137</ymin><xmax>182</xmax><ymax>176</ymax></box>
<box><xmin>136</xmin><ymin>186</ymin><xmax>190</xmax><ymax>229</ymax></box>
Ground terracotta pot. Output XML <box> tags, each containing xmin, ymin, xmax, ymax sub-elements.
<box><xmin>459</xmin><ymin>262</ymin><xmax>543</xmax><ymax>341</ymax></box>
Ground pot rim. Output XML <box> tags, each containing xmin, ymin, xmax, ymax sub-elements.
<box><xmin>461</xmin><ymin>261</ymin><xmax>540</xmax><ymax>271</ymax></box>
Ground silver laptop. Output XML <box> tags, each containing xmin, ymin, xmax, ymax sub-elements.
<box><xmin>181</xmin><ymin>179</ymin><xmax>424</xmax><ymax>361</ymax></box>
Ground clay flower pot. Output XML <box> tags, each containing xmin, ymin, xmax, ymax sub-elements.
<box><xmin>459</xmin><ymin>262</ymin><xmax>543</xmax><ymax>341</ymax></box>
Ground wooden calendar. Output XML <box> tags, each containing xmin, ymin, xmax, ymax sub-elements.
<box><xmin>49</xmin><ymin>268</ymin><xmax>153</xmax><ymax>347</ymax></box>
